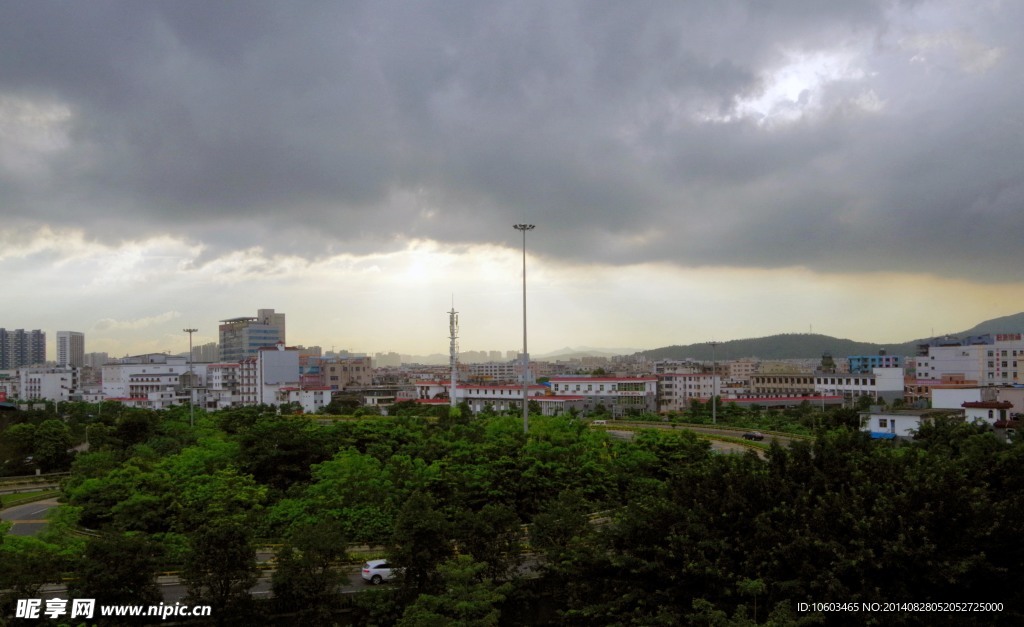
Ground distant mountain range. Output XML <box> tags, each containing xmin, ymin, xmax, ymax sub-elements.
<box><xmin>535</xmin><ymin>346</ymin><xmax>643</xmax><ymax>360</ymax></box>
<box><xmin>403</xmin><ymin>346</ymin><xmax>643</xmax><ymax>365</ymax></box>
<box><xmin>636</xmin><ymin>312</ymin><xmax>1024</xmax><ymax>362</ymax></box>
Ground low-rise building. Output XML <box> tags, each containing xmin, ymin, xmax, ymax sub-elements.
<box><xmin>279</xmin><ymin>386</ymin><xmax>333</xmax><ymax>414</ymax></box>
<box><xmin>657</xmin><ymin>373</ymin><xmax>719</xmax><ymax>412</ymax></box>
<box><xmin>547</xmin><ymin>376</ymin><xmax>658</xmax><ymax>417</ymax></box>
<box><xmin>411</xmin><ymin>381</ymin><xmax>548</xmax><ymax>414</ymax></box>
<box><xmin>750</xmin><ymin>372</ymin><xmax>817</xmax><ymax>397</ymax></box>
<box><xmin>815</xmin><ymin>367</ymin><xmax>905</xmax><ymax>404</ymax></box>
<box><xmin>19</xmin><ymin>367</ymin><xmax>80</xmax><ymax>402</ymax></box>
<box><xmin>860</xmin><ymin>408</ymin><xmax>962</xmax><ymax>439</ymax></box>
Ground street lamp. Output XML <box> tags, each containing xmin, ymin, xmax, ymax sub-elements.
<box><xmin>183</xmin><ymin>328</ymin><xmax>198</xmax><ymax>427</ymax></box>
<box><xmin>514</xmin><ymin>224</ymin><xmax>535</xmax><ymax>435</ymax></box>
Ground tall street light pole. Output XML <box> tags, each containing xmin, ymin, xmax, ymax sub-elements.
<box><xmin>514</xmin><ymin>224</ymin><xmax>535</xmax><ymax>435</ymax></box>
<box><xmin>183</xmin><ymin>328</ymin><xmax>197</xmax><ymax>428</ymax></box>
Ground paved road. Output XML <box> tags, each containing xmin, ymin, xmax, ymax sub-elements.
<box><xmin>607</xmin><ymin>429</ymin><xmax>761</xmax><ymax>456</ymax></box>
<box><xmin>0</xmin><ymin>497</ymin><xmax>59</xmax><ymax>536</ymax></box>
<box><xmin>39</xmin><ymin>565</ymin><xmax>372</xmax><ymax>603</ymax></box>
<box><xmin>606</xmin><ymin>421</ymin><xmax>805</xmax><ymax>447</ymax></box>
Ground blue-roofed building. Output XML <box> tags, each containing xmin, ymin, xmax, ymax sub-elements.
<box><xmin>848</xmin><ymin>352</ymin><xmax>902</xmax><ymax>374</ymax></box>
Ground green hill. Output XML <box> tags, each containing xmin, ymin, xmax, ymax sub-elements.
<box><xmin>638</xmin><ymin>312</ymin><xmax>1024</xmax><ymax>361</ymax></box>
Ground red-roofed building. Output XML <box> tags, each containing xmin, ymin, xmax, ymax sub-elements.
<box><xmin>962</xmin><ymin>400</ymin><xmax>1013</xmax><ymax>426</ymax></box>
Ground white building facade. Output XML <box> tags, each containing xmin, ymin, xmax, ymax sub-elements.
<box><xmin>56</xmin><ymin>331</ymin><xmax>85</xmax><ymax>368</ymax></box>
<box><xmin>657</xmin><ymin>373</ymin><xmax>720</xmax><ymax>412</ymax></box>
<box><xmin>547</xmin><ymin>376</ymin><xmax>658</xmax><ymax>416</ymax></box>
<box><xmin>814</xmin><ymin>367</ymin><xmax>905</xmax><ymax>403</ymax></box>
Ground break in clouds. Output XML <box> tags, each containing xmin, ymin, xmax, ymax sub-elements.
<box><xmin>1</xmin><ymin>0</ymin><xmax>1022</xmax><ymax>281</ymax></box>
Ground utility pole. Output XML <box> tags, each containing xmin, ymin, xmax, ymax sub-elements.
<box><xmin>183</xmin><ymin>328</ymin><xmax>198</xmax><ymax>427</ymax></box>
<box><xmin>514</xmin><ymin>224</ymin><xmax>535</xmax><ymax>435</ymax></box>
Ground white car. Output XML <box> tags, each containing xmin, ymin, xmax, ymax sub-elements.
<box><xmin>361</xmin><ymin>559</ymin><xmax>396</xmax><ymax>585</ymax></box>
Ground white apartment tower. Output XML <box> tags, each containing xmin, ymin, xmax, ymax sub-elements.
<box><xmin>57</xmin><ymin>331</ymin><xmax>85</xmax><ymax>368</ymax></box>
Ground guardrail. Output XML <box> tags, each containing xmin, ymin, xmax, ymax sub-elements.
<box><xmin>0</xmin><ymin>472</ymin><xmax>71</xmax><ymax>486</ymax></box>
<box><xmin>0</xmin><ymin>483</ymin><xmax>62</xmax><ymax>496</ymax></box>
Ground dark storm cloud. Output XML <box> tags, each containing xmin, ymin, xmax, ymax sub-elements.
<box><xmin>1</xmin><ymin>0</ymin><xmax>1022</xmax><ymax>279</ymax></box>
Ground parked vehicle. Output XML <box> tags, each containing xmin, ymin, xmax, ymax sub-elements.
<box><xmin>361</xmin><ymin>559</ymin><xmax>396</xmax><ymax>585</ymax></box>
<box><xmin>742</xmin><ymin>431</ymin><xmax>765</xmax><ymax>441</ymax></box>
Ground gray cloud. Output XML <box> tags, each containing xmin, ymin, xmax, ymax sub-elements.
<box><xmin>2</xmin><ymin>0</ymin><xmax>1022</xmax><ymax>279</ymax></box>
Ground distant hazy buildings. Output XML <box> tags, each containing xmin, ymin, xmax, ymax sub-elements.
<box><xmin>218</xmin><ymin>308</ymin><xmax>286</xmax><ymax>362</ymax></box>
<box><xmin>192</xmin><ymin>342</ymin><xmax>219</xmax><ymax>362</ymax></box>
<box><xmin>374</xmin><ymin>351</ymin><xmax>402</xmax><ymax>368</ymax></box>
<box><xmin>84</xmin><ymin>352</ymin><xmax>109</xmax><ymax>369</ymax></box>
<box><xmin>56</xmin><ymin>331</ymin><xmax>85</xmax><ymax>367</ymax></box>
<box><xmin>0</xmin><ymin>328</ymin><xmax>46</xmax><ymax>369</ymax></box>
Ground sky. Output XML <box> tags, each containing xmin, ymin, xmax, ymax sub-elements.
<box><xmin>3</xmin><ymin>0</ymin><xmax>1024</xmax><ymax>359</ymax></box>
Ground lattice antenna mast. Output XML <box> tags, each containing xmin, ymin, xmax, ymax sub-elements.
<box><xmin>449</xmin><ymin>306</ymin><xmax>459</xmax><ymax>408</ymax></box>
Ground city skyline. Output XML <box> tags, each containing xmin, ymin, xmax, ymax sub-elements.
<box><xmin>3</xmin><ymin>2</ymin><xmax>1024</xmax><ymax>358</ymax></box>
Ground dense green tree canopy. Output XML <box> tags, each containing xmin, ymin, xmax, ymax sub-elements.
<box><xmin>5</xmin><ymin>403</ymin><xmax>1021</xmax><ymax>624</ymax></box>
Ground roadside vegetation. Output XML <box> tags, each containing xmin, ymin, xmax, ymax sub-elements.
<box><xmin>2</xmin><ymin>401</ymin><xmax>1021</xmax><ymax>625</ymax></box>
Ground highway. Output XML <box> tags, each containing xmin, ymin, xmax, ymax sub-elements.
<box><xmin>0</xmin><ymin>497</ymin><xmax>60</xmax><ymax>536</ymax></box>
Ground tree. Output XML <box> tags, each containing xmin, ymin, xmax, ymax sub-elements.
<box><xmin>70</xmin><ymin>532</ymin><xmax>162</xmax><ymax>616</ymax></box>
<box><xmin>2</xmin><ymin>422</ymin><xmax>36</xmax><ymax>470</ymax></box>
<box><xmin>33</xmin><ymin>419</ymin><xmax>74</xmax><ymax>471</ymax></box>
<box><xmin>272</xmin><ymin>520</ymin><xmax>348</xmax><ymax>622</ymax></box>
<box><xmin>397</xmin><ymin>555</ymin><xmax>512</xmax><ymax>627</ymax></box>
<box><xmin>324</xmin><ymin>393</ymin><xmax>362</xmax><ymax>414</ymax></box>
<box><xmin>452</xmin><ymin>503</ymin><xmax>523</xmax><ymax>581</ymax></box>
<box><xmin>0</xmin><ymin>537</ymin><xmax>67</xmax><ymax>614</ymax></box>
<box><xmin>182</xmin><ymin>521</ymin><xmax>259</xmax><ymax>621</ymax></box>
<box><xmin>389</xmin><ymin>491</ymin><xmax>453</xmax><ymax>595</ymax></box>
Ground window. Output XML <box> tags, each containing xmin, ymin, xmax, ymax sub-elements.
<box><xmin>879</xmin><ymin>419</ymin><xmax>888</xmax><ymax>428</ymax></box>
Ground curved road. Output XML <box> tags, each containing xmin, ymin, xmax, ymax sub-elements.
<box><xmin>0</xmin><ymin>497</ymin><xmax>60</xmax><ymax>536</ymax></box>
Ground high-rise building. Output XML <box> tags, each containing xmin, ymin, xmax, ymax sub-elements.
<box><xmin>0</xmin><ymin>328</ymin><xmax>46</xmax><ymax>369</ymax></box>
<box><xmin>218</xmin><ymin>308</ymin><xmax>286</xmax><ymax>362</ymax></box>
<box><xmin>257</xmin><ymin>308</ymin><xmax>285</xmax><ymax>341</ymax></box>
<box><xmin>57</xmin><ymin>331</ymin><xmax>85</xmax><ymax>367</ymax></box>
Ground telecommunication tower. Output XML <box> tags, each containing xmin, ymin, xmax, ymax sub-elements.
<box><xmin>448</xmin><ymin>307</ymin><xmax>459</xmax><ymax>408</ymax></box>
